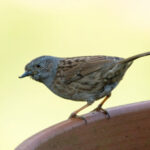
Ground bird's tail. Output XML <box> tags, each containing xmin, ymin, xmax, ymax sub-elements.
<box><xmin>118</xmin><ymin>51</ymin><xmax>150</xmax><ymax>64</ymax></box>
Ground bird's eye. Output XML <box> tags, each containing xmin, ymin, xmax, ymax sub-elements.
<box><xmin>36</xmin><ymin>64</ymin><xmax>41</xmax><ymax>68</ymax></box>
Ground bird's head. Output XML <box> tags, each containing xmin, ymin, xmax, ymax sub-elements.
<box><xmin>19</xmin><ymin>56</ymin><xmax>57</xmax><ymax>82</ymax></box>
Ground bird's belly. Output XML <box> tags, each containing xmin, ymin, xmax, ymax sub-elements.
<box><xmin>49</xmin><ymin>72</ymin><xmax>119</xmax><ymax>102</ymax></box>
<box><xmin>50</xmin><ymin>82</ymin><xmax>118</xmax><ymax>102</ymax></box>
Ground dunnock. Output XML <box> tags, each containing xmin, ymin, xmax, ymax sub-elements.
<box><xmin>19</xmin><ymin>52</ymin><xmax>150</xmax><ymax>121</ymax></box>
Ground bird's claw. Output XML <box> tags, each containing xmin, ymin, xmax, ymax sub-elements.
<box><xmin>69</xmin><ymin>113</ymin><xmax>87</xmax><ymax>124</ymax></box>
<box><xmin>92</xmin><ymin>107</ymin><xmax>110</xmax><ymax>119</ymax></box>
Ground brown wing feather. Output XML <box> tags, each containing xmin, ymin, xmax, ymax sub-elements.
<box><xmin>57</xmin><ymin>56</ymin><xmax>122</xmax><ymax>84</ymax></box>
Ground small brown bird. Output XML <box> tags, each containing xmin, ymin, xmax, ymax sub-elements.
<box><xmin>19</xmin><ymin>52</ymin><xmax>150</xmax><ymax>121</ymax></box>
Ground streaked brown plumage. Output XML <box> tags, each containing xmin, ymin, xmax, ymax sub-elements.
<box><xmin>19</xmin><ymin>52</ymin><xmax>150</xmax><ymax>122</ymax></box>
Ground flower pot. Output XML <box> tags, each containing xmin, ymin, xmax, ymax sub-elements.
<box><xmin>16</xmin><ymin>101</ymin><xmax>150</xmax><ymax>150</ymax></box>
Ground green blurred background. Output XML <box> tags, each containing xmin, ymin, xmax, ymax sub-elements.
<box><xmin>0</xmin><ymin>0</ymin><xmax>150</xmax><ymax>149</ymax></box>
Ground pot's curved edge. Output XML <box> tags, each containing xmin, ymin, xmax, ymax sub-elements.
<box><xmin>15</xmin><ymin>100</ymin><xmax>150</xmax><ymax>150</ymax></box>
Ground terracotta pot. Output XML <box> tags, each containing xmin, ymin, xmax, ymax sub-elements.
<box><xmin>15</xmin><ymin>101</ymin><xmax>150</xmax><ymax>150</ymax></box>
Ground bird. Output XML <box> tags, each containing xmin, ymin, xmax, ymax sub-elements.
<box><xmin>19</xmin><ymin>51</ymin><xmax>150</xmax><ymax>122</ymax></box>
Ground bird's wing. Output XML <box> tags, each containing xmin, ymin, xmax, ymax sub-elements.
<box><xmin>57</xmin><ymin>56</ymin><xmax>121</xmax><ymax>84</ymax></box>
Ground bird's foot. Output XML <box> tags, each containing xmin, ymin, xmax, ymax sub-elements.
<box><xmin>69</xmin><ymin>113</ymin><xmax>87</xmax><ymax>124</ymax></box>
<box><xmin>92</xmin><ymin>107</ymin><xmax>110</xmax><ymax>119</ymax></box>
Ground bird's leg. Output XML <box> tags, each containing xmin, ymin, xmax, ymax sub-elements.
<box><xmin>92</xmin><ymin>94</ymin><xmax>111</xmax><ymax>119</ymax></box>
<box><xmin>69</xmin><ymin>102</ymin><xmax>92</xmax><ymax>124</ymax></box>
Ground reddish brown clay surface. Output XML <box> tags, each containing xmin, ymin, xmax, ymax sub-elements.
<box><xmin>15</xmin><ymin>101</ymin><xmax>150</xmax><ymax>150</ymax></box>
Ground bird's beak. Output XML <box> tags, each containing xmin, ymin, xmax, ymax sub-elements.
<box><xmin>19</xmin><ymin>71</ymin><xmax>32</xmax><ymax>78</ymax></box>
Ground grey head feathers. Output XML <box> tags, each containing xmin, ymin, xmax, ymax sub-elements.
<box><xmin>20</xmin><ymin>56</ymin><xmax>61</xmax><ymax>88</ymax></box>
